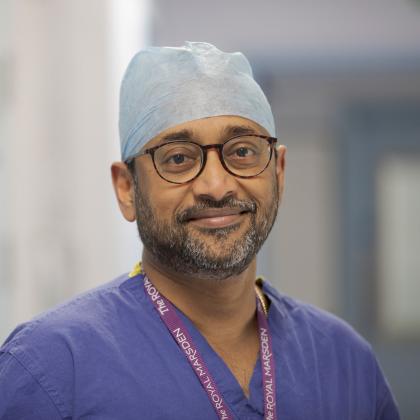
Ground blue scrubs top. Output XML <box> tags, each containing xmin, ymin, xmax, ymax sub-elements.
<box><xmin>0</xmin><ymin>273</ymin><xmax>400</xmax><ymax>419</ymax></box>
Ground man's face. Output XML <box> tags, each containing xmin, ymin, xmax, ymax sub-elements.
<box><xmin>126</xmin><ymin>116</ymin><xmax>285</xmax><ymax>280</ymax></box>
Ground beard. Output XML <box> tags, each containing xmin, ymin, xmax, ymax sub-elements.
<box><xmin>134</xmin><ymin>177</ymin><xmax>279</xmax><ymax>280</ymax></box>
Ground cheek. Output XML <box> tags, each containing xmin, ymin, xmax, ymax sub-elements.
<box><xmin>142</xmin><ymin>180</ymin><xmax>190</xmax><ymax>219</ymax></box>
<box><xmin>239</xmin><ymin>173</ymin><xmax>278</xmax><ymax>205</ymax></box>
<box><xmin>137</xmin><ymin>163</ymin><xmax>177</xmax><ymax>211</ymax></box>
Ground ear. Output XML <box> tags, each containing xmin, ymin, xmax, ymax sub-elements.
<box><xmin>275</xmin><ymin>145</ymin><xmax>287</xmax><ymax>201</ymax></box>
<box><xmin>111</xmin><ymin>162</ymin><xmax>137</xmax><ymax>222</ymax></box>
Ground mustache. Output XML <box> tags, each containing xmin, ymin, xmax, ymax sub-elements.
<box><xmin>176</xmin><ymin>197</ymin><xmax>257</xmax><ymax>223</ymax></box>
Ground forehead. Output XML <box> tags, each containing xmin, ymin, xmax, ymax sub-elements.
<box><xmin>144</xmin><ymin>115</ymin><xmax>270</xmax><ymax>148</ymax></box>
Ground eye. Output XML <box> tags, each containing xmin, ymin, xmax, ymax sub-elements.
<box><xmin>167</xmin><ymin>153</ymin><xmax>188</xmax><ymax>165</ymax></box>
<box><xmin>223</xmin><ymin>136</ymin><xmax>267</xmax><ymax>170</ymax></box>
<box><xmin>161</xmin><ymin>149</ymin><xmax>197</xmax><ymax>166</ymax></box>
<box><xmin>234</xmin><ymin>146</ymin><xmax>255</xmax><ymax>158</ymax></box>
<box><xmin>226</xmin><ymin>143</ymin><xmax>259</xmax><ymax>160</ymax></box>
<box><xmin>156</xmin><ymin>143</ymin><xmax>201</xmax><ymax>174</ymax></box>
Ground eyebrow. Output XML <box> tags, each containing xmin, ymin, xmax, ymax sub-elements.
<box><xmin>159</xmin><ymin>129</ymin><xmax>195</xmax><ymax>144</ymax></box>
<box><xmin>221</xmin><ymin>124</ymin><xmax>260</xmax><ymax>138</ymax></box>
<box><xmin>157</xmin><ymin>123</ymin><xmax>261</xmax><ymax>145</ymax></box>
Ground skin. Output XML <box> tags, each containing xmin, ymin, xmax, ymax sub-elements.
<box><xmin>111</xmin><ymin>115</ymin><xmax>286</xmax><ymax>397</ymax></box>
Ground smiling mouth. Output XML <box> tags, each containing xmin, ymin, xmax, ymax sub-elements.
<box><xmin>186</xmin><ymin>209</ymin><xmax>249</xmax><ymax>229</ymax></box>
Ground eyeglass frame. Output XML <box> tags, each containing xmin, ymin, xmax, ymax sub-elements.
<box><xmin>125</xmin><ymin>134</ymin><xmax>278</xmax><ymax>185</ymax></box>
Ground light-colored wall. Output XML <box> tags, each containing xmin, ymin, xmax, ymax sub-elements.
<box><xmin>0</xmin><ymin>0</ymin><xmax>13</xmax><ymax>340</ymax></box>
<box><xmin>0</xmin><ymin>0</ymin><xmax>149</xmax><ymax>341</ymax></box>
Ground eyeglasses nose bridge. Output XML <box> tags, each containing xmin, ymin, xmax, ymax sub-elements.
<box><xmin>199</xmin><ymin>143</ymin><xmax>226</xmax><ymax>170</ymax></box>
<box><xmin>201</xmin><ymin>143</ymin><xmax>224</xmax><ymax>154</ymax></box>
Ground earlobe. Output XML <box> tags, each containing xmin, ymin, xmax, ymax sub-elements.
<box><xmin>275</xmin><ymin>145</ymin><xmax>287</xmax><ymax>198</ymax></box>
<box><xmin>111</xmin><ymin>162</ymin><xmax>137</xmax><ymax>222</ymax></box>
<box><xmin>275</xmin><ymin>145</ymin><xmax>286</xmax><ymax>176</ymax></box>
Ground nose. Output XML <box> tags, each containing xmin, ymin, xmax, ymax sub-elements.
<box><xmin>190</xmin><ymin>148</ymin><xmax>237</xmax><ymax>202</ymax></box>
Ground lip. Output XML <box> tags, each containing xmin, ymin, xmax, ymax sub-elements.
<box><xmin>187</xmin><ymin>209</ymin><xmax>248</xmax><ymax>228</ymax></box>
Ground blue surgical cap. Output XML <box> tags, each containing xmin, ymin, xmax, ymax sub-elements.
<box><xmin>119</xmin><ymin>41</ymin><xmax>275</xmax><ymax>161</ymax></box>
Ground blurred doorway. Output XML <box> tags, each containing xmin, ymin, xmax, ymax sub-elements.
<box><xmin>339</xmin><ymin>102</ymin><xmax>420</xmax><ymax>419</ymax></box>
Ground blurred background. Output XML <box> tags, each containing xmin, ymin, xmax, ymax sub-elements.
<box><xmin>1</xmin><ymin>0</ymin><xmax>419</xmax><ymax>417</ymax></box>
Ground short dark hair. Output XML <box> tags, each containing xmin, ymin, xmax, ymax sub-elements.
<box><xmin>126</xmin><ymin>159</ymin><xmax>138</xmax><ymax>188</ymax></box>
<box><xmin>126</xmin><ymin>159</ymin><xmax>136</xmax><ymax>176</ymax></box>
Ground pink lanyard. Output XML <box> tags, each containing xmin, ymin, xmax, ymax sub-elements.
<box><xmin>142</xmin><ymin>274</ymin><xmax>277</xmax><ymax>420</ymax></box>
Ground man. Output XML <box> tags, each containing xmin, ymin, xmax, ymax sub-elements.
<box><xmin>0</xmin><ymin>42</ymin><xmax>399</xmax><ymax>419</ymax></box>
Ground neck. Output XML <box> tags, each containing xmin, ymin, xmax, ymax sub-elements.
<box><xmin>141</xmin><ymin>249</ymin><xmax>258</xmax><ymax>344</ymax></box>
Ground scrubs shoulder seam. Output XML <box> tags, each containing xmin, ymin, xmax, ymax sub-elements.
<box><xmin>374</xmin><ymin>356</ymin><xmax>399</xmax><ymax>419</ymax></box>
<box><xmin>375</xmin><ymin>384</ymin><xmax>397</xmax><ymax>420</ymax></box>
<box><xmin>5</xmin><ymin>351</ymin><xmax>66</xmax><ymax>419</ymax></box>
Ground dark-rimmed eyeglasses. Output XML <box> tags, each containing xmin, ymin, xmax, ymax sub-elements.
<box><xmin>125</xmin><ymin>134</ymin><xmax>278</xmax><ymax>184</ymax></box>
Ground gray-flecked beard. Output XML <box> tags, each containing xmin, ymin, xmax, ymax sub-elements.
<box><xmin>134</xmin><ymin>181</ymin><xmax>279</xmax><ymax>280</ymax></box>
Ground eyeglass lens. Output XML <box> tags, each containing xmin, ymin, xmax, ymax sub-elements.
<box><xmin>153</xmin><ymin>135</ymin><xmax>272</xmax><ymax>184</ymax></box>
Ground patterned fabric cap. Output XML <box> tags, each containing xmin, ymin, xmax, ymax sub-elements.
<box><xmin>119</xmin><ymin>41</ymin><xmax>275</xmax><ymax>161</ymax></box>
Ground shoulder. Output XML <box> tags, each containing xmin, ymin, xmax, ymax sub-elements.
<box><xmin>1</xmin><ymin>273</ymin><xmax>147</xmax><ymax>358</ymax></box>
<box><xmin>0</xmin><ymin>273</ymin><xmax>145</xmax><ymax>417</ymax></box>
<box><xmin>2</xmin><ymin>276</ymin><xmax>125</xmax><ymax>340</ymax></box>
<box><xmin>264</xmin><ymin>281</ymin><xmax>378</xmax><ymax>376</ymax></box>
<box><xmin>265</xmin><ymin>281</ymin><xmax>371</xmax><ymax>350</ymax></box>
<box><xmin>265</xmin><ymin>283</ymin><xmax>401</xmax><ymax>417</ymax></box>
<box><xmin>0</xmin><ymin>273</ymin><xmax>144</xmax><ymax>412</ymax></box>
